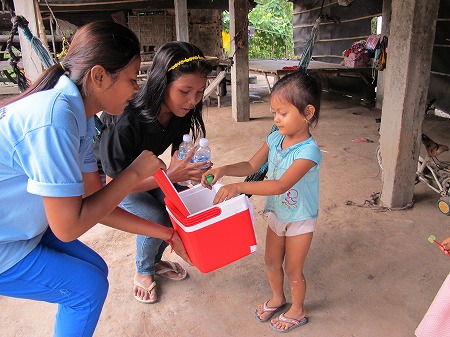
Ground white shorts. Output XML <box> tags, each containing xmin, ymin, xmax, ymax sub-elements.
<box><xmin>266</xmin><ymin>212</ymin><xmax>317</xmax><ymax>237</ymax></box>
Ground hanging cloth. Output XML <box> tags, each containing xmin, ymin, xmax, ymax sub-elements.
<box><xmin>298</xmin><ymin>16</ymin><xmax>321</xmax><ymax>73</ymax></box>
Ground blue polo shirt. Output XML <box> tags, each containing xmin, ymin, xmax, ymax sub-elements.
<box><xmin>0</xmin><ymin>75</ymin><xmax>97</xmax><ymax>274</ymax></box>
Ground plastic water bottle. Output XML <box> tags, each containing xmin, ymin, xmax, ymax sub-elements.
<box><xmin>177</xmin><ymin>134</ymin><xmax>194</xmax><ymax>186</ymax></box>
<box><xmin>192</xmin><ymin>138</ymin><xmax>211</xmax><ymax>169</ymax></box>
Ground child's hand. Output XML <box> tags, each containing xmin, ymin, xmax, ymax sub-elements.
<box><xmin>440</xmin><ymin>237</ymin><xmax>450</xmax><ymax>256</ymax></box>
<box><xmin>130</xmin><ymin>150</ymin><xmax>165</xmax><ymax>180</ymax></box>
<box><xmin>213</xmin><ymin>184</ymin><xmax>240</xmax><ymax>204</ymax></box>
<box><xmin>201</xmin><ymin>168</ymin><xmax>222</xmax><ymax>189</ymax></box>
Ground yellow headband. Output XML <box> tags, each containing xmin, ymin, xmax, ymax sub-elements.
<box><xmin>168</xmin><ymin>56</ymin><xmax>205</xmax><ymax>72</ymax></box>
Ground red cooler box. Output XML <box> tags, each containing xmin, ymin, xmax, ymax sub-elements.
<box><xmin>154</xmin><ymin>169</ymin><xmax>257</xmax><ymax>273</ymax></box>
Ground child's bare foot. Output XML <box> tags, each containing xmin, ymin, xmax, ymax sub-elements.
<box><xmin>133</xmin><ymin>274</ymin><xmax>157</xmax><ymax>303</ymax></box>
<box><xmin>270</xmin><ymin>308</ymin><xmax>308</xmax><ymax>332</ymax></box>
<box><xmin>254</xmin><ymin>299</ymin><xmax>286</xmax><ymax>322</ymax></box>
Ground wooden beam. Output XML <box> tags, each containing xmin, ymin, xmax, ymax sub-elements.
<box><xmin>174</xmin><ymin>0</ymin><xmax>189</xmax><ymax>42</ymax></box>
<box><xmin>229</xmin><ymin>0</ymin><xmax>249</xmax><ymax>122</ymax></box>
<box><xmin>0</xmin><ymin>35</ymin><xmax>63</xmax><ymax>43</ymax></box>
<box><xmin>34</xmin><ymin>0</ymin><xmax>48</xmax><ymax>47</ymax></box>
<box><xmin>13</xmin><ymin>0</ymin><xmax>46</xmax><ymax>82</ymax></box>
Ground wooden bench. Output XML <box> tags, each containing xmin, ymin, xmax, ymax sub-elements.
<box><xmin>203</xmin><ymin>70</ymin><xmax>227</xmax><ymax>108</ymax></box>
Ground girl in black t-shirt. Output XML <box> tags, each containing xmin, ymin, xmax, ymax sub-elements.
<box><xmin>97</xmin><ymin>41</ymin><xmax>212</xmax><ymax>304</ymax></box>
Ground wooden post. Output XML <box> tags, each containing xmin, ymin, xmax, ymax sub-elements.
<box><xmin>49</xmin><ymin>16</ymin><xmax>57</xmax><ymax>61</ymax></box>
<box><xmin>174</xmin><ymin>0</ymin><xmax>189</xmax><ymax>42</ymax></box>
<box><xmin>379</xmin><ymin>0</ymin><xmax>440</xmax><ymax>208</ymax></box>
<box><xmin>13</xmin><ymin>0</ymin><xmax>46</xmax><ymax>82</ymax></box>
<box><xmin>34</xmin><ymin>0</ymin><xmax>48</xmax><ymax>48</ymax></box>
<box><xmin>229</xmin><ymin>0</ymin><xmax>250</xmax><ymax>122</ymax></box>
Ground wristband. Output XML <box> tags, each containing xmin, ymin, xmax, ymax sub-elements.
<box><xmin>165</xmin><ymin>228</ymin><xmax>176</xmax><ymax>251</ymax></box>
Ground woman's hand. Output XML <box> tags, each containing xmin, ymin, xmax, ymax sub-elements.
<box><xmin>168</xmin><ymin>230</ymin><xmax>193</xmax><ymax>265</ymax></box>
<box><xmin>128</xmin><ymin>150</ymin><xmax>166</xmax><ymax>181</ymax></box>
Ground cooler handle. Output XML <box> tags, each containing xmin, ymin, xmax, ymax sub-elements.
<box><xmin>165</xmin><ymin>198</ymin><xmax>222</xmax><ymax>226</ymax></box>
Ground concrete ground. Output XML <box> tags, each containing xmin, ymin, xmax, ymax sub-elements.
<box><xmin>1</xmin><ymin>75</ymin><xmax>449</xmax><ymax>337</ymax></box>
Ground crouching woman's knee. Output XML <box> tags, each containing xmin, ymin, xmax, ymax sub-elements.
<box><xmin>85</xmin><ymin>268</ymin><xmax>109</xmax><ymax>310</ymax></box>
<box><xmin>55</xmin><ymin>267</ymin><xmax>109</xmax><ymax>337</ymax></box>
<box><xmin>71</xmin><ymin>265</ymin><xmax>109</xmax><ymax>314</ymax></box>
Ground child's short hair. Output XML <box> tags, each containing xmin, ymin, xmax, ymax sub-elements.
<box><xmin>271</xmin><ymin>71</ymin><xmax>322</xmax><ymax>127</ymax></box>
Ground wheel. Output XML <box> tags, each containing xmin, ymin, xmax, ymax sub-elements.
<box><xmin>376</xmin><ymin>145</ymin><xmax>383</xmax><ymax>171</ymax></box>
<box><xmin>437</xmin><ymin>197</ymin><xmax>450</xmax><ymax>216</ymax></box>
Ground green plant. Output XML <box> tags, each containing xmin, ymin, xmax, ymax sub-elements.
<box><xmin>222</xmin><ymin>0</ymin><xmax>294</xmax><ymax>59</ymax></box>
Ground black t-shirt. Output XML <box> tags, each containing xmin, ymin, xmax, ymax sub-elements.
<box><xmin>96</xmin><ymin>109</ymin><xmax>190</xmax><ymax>178</ymax></box>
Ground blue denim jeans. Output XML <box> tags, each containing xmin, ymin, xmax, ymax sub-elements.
<box><xmin>0</xmin><ymin>227</ymin><xmax>108</xmax><ymax>337</ymax></box>
<box><xmin>119</xmin><ymin>185</ymin><xmax>186</xmax><ymax>275</ymax></box>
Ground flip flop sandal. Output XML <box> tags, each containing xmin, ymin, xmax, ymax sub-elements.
<box><xmin>133</xmin><ymin>278</ymin><xmax>157</xmax><ymax>304</ymax></box>
<box><xmin>155</xmin><ymin>261</ymin><xmax>188</xmax><ymax>281</ymax></box>
<box><xmin>270</xmin><ymin>313</ymin><xmax>308</xmax><ymax>333</ymax></box>
<box><xmin>254</xmin><ymin>300</ymin><xmax>287</xmax><ymax>323</ymax></box>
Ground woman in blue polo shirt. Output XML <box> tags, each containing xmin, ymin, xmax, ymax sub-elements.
<box><xmin>0</xmin><ymin>21</ymin><xmax>190</xmax><ymax>337</ymax></box>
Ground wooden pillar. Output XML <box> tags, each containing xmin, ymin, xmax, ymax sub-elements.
<box><xmin>13</xmin><ymin>0</ymin><xmax>45</xmax><ymax>81</ymax></box>
<box><xmin>229</xmin><ymin>0</ymin><xmax>250</xmax><ymax>122</ymax></box>
<box><xmin>174</xmin><ymin>0</ymin><xmax>189</xmax><ymax>42</ymax></box>
<box><xmin>379</xmin><ymin>0</ymin><xmax>440</xmax><ymax>208</ymax></box>
<box><xmin>34</xmin><ymin>0</ymin><xmax>48</xmax><ymax>48</ymax></box>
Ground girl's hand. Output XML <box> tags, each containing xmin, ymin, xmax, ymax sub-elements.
<box><xmin>200</xmin><ymin>167</ymin><xmax>223</xmax><ymax>189</ymax></box>
<box><xmin>200</xmin><ymin>170</ymin><xmax>216</xmax><ymax>189</ymax></box>
<box><xmin>213</xmin><ymin>184</ymin><xmax>240</xmax><ymax>204</ymax></box>
<box><xmin>167</xmin><ymin>230</ymin><xmax>193</xmax><ymax>265</ymax></box>
<box><xmin>167</xmin><ymin>149</ymin><xmax>212</xmax><ymax>184</ymax></box>
<box><xmin>128</xmin><ymin>150</ymin><xmax>165</xmax><ymax>180</ymax></box>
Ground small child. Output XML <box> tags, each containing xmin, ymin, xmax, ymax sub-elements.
<box><xmin>201</xmin><ymin>71</ymin><xmax>322</xmax><ymax>333</ymax></box>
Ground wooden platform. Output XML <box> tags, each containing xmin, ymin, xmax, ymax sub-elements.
<box><xmin>249</xmin><ymin>59</ymin><xmax>374</xmax><ymax>93</ymax></box>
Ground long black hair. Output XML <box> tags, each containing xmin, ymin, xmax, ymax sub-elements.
<box><xmin>128</xmin><ymin>41</ymin><xmax>212</xmax><ymax>142</ymax></box>
<box><xmin>0</xmin><ymin>21</ymin><xmax>140</xmax><ymax>107</ymax></box>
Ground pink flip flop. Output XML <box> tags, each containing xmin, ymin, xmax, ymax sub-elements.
<box><xmin>270</xmin><ymin>313</ymin><xmax>308</xmax><ymax>333</ymax></box>
<box><xmin>254</xmin><ymin>300</ymin><xmax>287</xmax><ymax>322</ymax></box>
